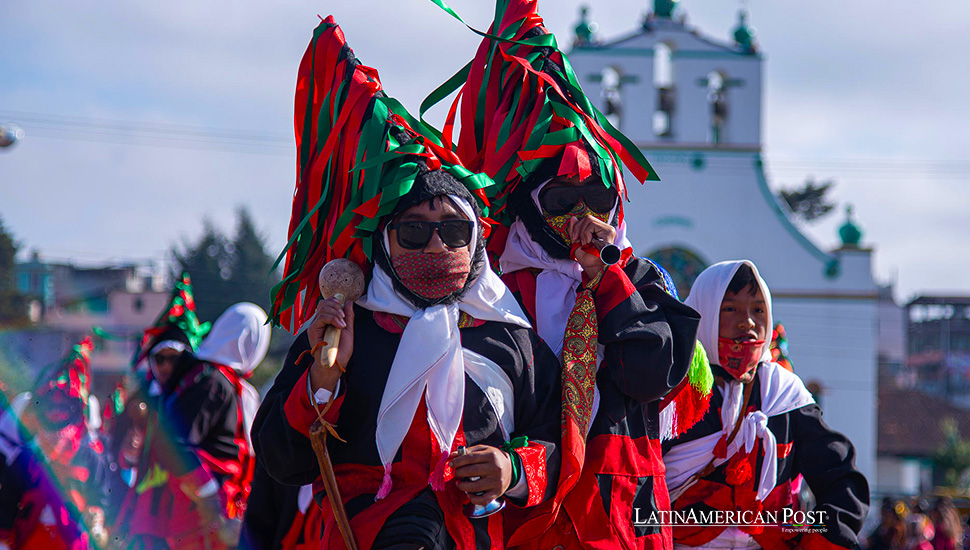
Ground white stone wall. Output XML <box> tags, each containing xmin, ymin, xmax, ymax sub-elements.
<box><xmin>876</xmin><ymin>457</ymin><xmax>925</xmax><ymax>496</ymax></box>
<box><xmin>772</xmin><ymin>297</ymin><xmax>877</xmax><ymax>480</ymax></box>
<box><xmin>570</xmin><ymin>19</ymin><xmax>761</xmax><ymax>147</ymax></box>
<box><xmin>620</xmin><ymin>152</ymin><xmax>879</xmax><ymax>483</ymax></box>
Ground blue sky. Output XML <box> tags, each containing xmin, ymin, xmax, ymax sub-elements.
<box><xmin>1</xmin><ymin>0</ymin><xmax>968</xmax><ymax>302</ymax></box>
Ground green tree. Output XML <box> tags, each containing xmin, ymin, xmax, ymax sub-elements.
<box><xmin>173</xmin><ymin>220</ymin><xmax>236</xmax><ymax>323</ymax></box>
<box><xmin>778</xmin><ymin>178</ymin><xmax>837</xmax><ymax>223</ymax></box>
<box><xmin>173</xmin><ymin>208</ymin><xmax>292</xmax><ymax>385</ymax></box>
<box><xmin>0</xmin><ymin>216</ymin><xmax>28</xmax><ymax>326</ymax></box>
<box><xmin>230</xmin><ymin>207</ymin><xmax>278</xmax><ymax>314</ymax></box>
<box><xmin>934</xmin><ymin>418</ymin><xmax>970</xmax><ymax>489</ymax></box>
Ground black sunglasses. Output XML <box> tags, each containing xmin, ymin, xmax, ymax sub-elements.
<box><xmin>538</xmin><ymin>183</ymin><xmax>618</xmax><ymax>217</ymax></box>
<box><xmin>152</xmin><ymin>352</ymin><xmax>181</xmax><ymax>365</ymax></box>
<box><xmin>388</xmin><ymin>220</ymin><xmax>475</xmax><ymax>250</ymax></box>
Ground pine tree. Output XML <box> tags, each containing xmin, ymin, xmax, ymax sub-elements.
<box><xmin>173</xmin><ymin>221</ymin><xmax>236</xmax><ymax>323</ymax></box>
<box><xmin>172</xmin><ymin>209</ymin><xmax>293</xmax><ymax>386</ymax></box>
<box><xmin>0</xmin><ymin>216</ymin><xmax>27</xmax><ymax>326</ymax></box>
<box><xmin>778</xmin><ymin>178</ymin><xmax>837</xmax><ymax>223</ymax></box>
<box><xmin>229</xmin><ymin>207</ymin><xmax>279</xmax><ymax>314</ymax></box>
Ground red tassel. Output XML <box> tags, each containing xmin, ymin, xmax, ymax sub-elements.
<box><xmin>375</xmin><ymin>463</ymin><xmax>392</xmax><ymax>501</ymax></box>
<box><xmin>671</xmin><ymin>382</ymin><xmax>712</xmax><ymax>437</ymax></box>
<box><xmin>725</xmin><ymin>452</ymin><xmax>753</xmax><ymax>486</ymax></box>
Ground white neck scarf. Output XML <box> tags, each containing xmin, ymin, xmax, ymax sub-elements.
<box><xmin>357</xmin><ymin>195</ymin><xmax>531</xmax><ymax>499</ymax></box>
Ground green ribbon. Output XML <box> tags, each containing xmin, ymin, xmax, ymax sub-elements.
<box><xmin>501</xmin><ymin>436</ymin><xmax>529</xmax><ymax>489</ymax></box>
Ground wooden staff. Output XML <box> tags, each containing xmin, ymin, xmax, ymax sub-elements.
<box><xmin>309</xmin><ymin>258</ymin><xmax>364</xmax><ymax>550</ymax></box>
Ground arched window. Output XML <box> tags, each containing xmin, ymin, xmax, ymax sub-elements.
<box><xmin>707</xmin><ymin>70</ymin><xmax>727</xmax><ymax>144</ymax></box>
<box><xmin>643</xmin><ymin>246</ymin><xmax>707</xmax><ymax>298</ymax></box>
<box><xmin>600</xmin><ymin>66</ymin><xmax>622</xmax><ymax>128</ymax></box>
<box><xmin>653</xmin><ymin>43</ymin><xmax>674</xmax><ymax>137</ymax></box>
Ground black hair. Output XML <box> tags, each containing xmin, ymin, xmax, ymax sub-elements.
<box><xmin>726</xmin><ymin>264</ymin><xmax>759</xmax><ymax>296</ymax></box>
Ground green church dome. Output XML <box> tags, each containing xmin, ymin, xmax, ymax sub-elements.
<box><xmin>838</xmin><ymin>205</ymin><xmax>863</xmax><ymax>248</ymax></box>
<box><xmin>654</xmin><ymin>0</ymin><xmax>678</xmax><ymax>19</ymax></box>
<box><xmin>573</xmin><ymin>6</ymin><xmax>598</xmax><ymax>46</ymax></box>
<box><xmin>733</xmin><ymin>10</ymin><xmax>757</xmax><ymax>53</ymax></box>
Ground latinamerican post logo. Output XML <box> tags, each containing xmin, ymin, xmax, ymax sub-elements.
<box><xmin>633</xmin><ymin>509</ymin><xmax>828</xmax><ymax>533</ymax></box>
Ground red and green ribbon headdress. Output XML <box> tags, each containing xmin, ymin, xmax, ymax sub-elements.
<box><xmin>424</xmin><ymin>0</ymin><xmax>659</xmax><ymax>233</ymax></box>
<box><xmin>32</xmin><ymin>337</ymin><xmax>95</xmax><ymax>429</ymax></box>
<box><xmin>270</xmin><ymin>16</ymin><xmax>499</xmax><ymax>332</ymax></box>
<box><xmin>133</xmin><ymin>272</ymin><xmax>210</xmax><ymax>366</ymax></box>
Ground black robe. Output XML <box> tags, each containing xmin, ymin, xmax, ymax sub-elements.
<box><xmin>240</xmin><ymin>461</ymin><xmax>319</xmax><ymax>550</ymax></box>
<box><xmin>254</xmin><ymin>306</ymin><xmax>562</xmax><ymax>549</ymax></box>
<box><xmin>115</xmin><ymin>357</ymin><xmax>244</xmax><ymax>540</ymax></box>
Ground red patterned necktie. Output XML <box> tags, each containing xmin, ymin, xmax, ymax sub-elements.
<box><xmin>558</xmin><ymin>284</ymin><xmax>599</xmax><ymax>488</ymax></box>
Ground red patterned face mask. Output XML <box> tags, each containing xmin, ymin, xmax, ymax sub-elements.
<box><xmin>543</xmin><ymin>203</ymin><xmax>612</xmax><ymax>244</ymax></box>
<box><xmin>392</xmin><ymin>249</ymin><xmax>471</xmax><ymax>300</ymax></box>
<box><xmin>717</xmin><ymin>337</ymin><xmax>766</xmax><ymax>379</ymax></box>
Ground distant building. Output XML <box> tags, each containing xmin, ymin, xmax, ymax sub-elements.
<box><xmin>905</xmin><ymin>295</ymin><xmax>970</xmax><ymax>405</ymax></box>
<box><xmin>567</xmin><ymin>1</ymin><xmax>880</xmax><ymax>486</ymax></box>
<box><xmin>878</xmin><ymin>285</ymin><xmax>907</xmax><ymax>386</ymax></box>
<box><xmin>877</xmin><ymin>388</ymin><xmax>970</xmax><ymax>495</ymax></box>
<box><xmin>10</xmin><ymin>253</ymin><xmax>170</xmax><ymax>397</ymax></box>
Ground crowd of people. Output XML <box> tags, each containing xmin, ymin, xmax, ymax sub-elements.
<box><xmin>866</xmin><ymin>497</ymin><xmax>970</xmax><ymax>550</ymax></box>
<box><xmin>0</xmin><ymin>277</ymin><xmax>273</xmax><ymax>549</ymax></box>
<box><xmin>0</xmin><ymin>0</ymin><xmax>878</xmax><ymax>548</ymax></box>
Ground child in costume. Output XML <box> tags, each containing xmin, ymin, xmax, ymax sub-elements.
<box><xmin>253</xmin><ymin>17</ymin><xmax>561</xmax><ymax>550</ymax></box>
<box><xmin>426</xmin><ymin>1</ymin><xmax>706</xmax><ymax>547</ymax></box>
<box><xmin>663</xmin><ymin>261</ymin><xmax>869</xmax><ymax>550</ymax></box>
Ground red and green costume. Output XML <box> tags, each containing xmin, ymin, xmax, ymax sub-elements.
<box><xmin>424</xmin><ymin>0</ymin><xmax>710</xmax><ymax>547</ymax></box>
<box><xmin>0</xmin><ymin>338</ymin><xmax>111</xmax><ymax>550</ymax></box>
<box><xmin>255</xmin><ymin>15</ymin><xmax>563</xmax><ymax>550</ymax></box>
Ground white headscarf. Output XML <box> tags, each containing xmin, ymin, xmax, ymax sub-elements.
<box><xmin>357</xmin><ymin>195</ymin><xmax>531</xmax><ymax>499</ymax></box>
<box><xmin>685</xmin><ymin>260</ymin><xmax>774</xmax><ymax>367</ymax></box>
<box><xmin>498</xmin><ymin>180</ymin><xmax>630</xmax><ymax>355</ymax></box>
<box><xmin>195</xmin><ymin>302</ymin><xmax>272</xmax><ymax>376</ymax></box>
<box><xmin>667</xmin><ymin>260</ymin><xmax>813</xmax><ymax>502</ymax></box>
<box><xmin>195</xmin><ymin>302</ymin><xmax>272</xmax><ymax>454</ymax></box>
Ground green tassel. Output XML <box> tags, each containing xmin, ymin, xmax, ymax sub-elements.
<box><xmin>688</xmin><ymin>340</ymin><xmax>713</xmax><ymax>395</ymax></box>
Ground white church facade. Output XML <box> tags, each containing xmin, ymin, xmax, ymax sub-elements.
<box><xmin>567</xmin><ymin>1</ymin><xmax>879</xmax><ymax>485</ymax></box>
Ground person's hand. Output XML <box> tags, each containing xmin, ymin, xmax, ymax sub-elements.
<box><xmin>308</xmin><ymin>298</ymin><xmax>355</xmax><ymax>393</ymax></box>
<box><xmin>569</xmin><ymin>214</ymin><xmax>617</xmax><ymax>279</ymax></box>
<box><xmin>449</xmin><ymin>445</ymin><xmax>513</xmax><ymax>505</ymax></box>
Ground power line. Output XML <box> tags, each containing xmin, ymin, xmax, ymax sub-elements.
<box><xmin>0</xmin><ymin>110</ymin><xmax>290</xmax><ymax>143</ymax></box>
<box><xmin>0</xmin><ymin>109</ymin><xmax>293</xmax><ymax>156</ymax></box>
<box><xmin>3</xmin><ymin>110</ymin><xmax>970</xmax><ymax>180</ymax></box>
<box><xmin>23</xmin><ymin>130</ymin><xmax>293</xmax><ymax>157</ymax></box>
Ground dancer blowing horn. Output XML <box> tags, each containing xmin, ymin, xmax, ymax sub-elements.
<box><xmin>424</xmin><ymin>0</ymin><xmax>709</xmax><ymax>547</ymax></box>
